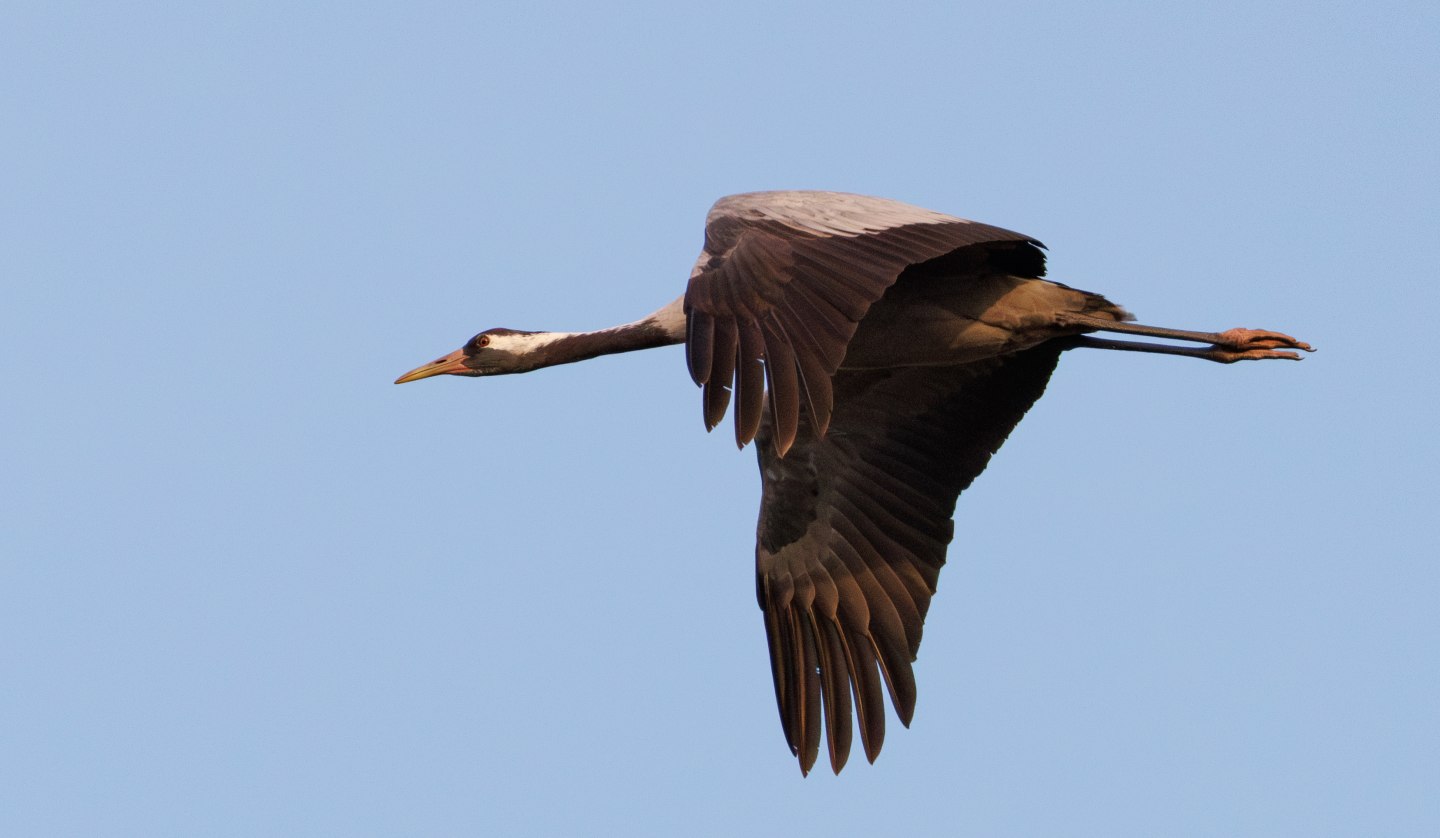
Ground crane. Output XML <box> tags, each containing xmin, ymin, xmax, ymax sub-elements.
<box><xmin>395</xmin><ymin>191</ymin><xmax>1311</xmax><ymax>775</ymax></box>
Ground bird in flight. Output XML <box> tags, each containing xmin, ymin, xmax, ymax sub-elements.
<box><xmin>395</xmin><ymin>191</ymin><xmax>1312</xmax><ymax>775</ymax></box>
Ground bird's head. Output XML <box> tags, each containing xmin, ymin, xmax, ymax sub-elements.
<box><xmin>394</xmin><ymin>328</ymin><xmax>546</xmax><ymax>383</ymax></box>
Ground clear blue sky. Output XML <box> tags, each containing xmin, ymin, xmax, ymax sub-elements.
<box><xmin>4</xmin><ymin>2</ymin><xmax>1436</xmax><ymax>835</ymax></box>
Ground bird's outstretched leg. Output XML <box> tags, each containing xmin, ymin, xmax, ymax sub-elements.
<box><xmin>1056</xmin><ymin>314</ymin><xmax>1314</xmax><ymax>364</ymax></box>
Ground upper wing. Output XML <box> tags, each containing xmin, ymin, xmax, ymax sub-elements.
<box><xmin>754</xmin><ymin>345</ymin><xmax>1064</xmax><ymax>774</ymax></box>
<box><xmin>684</xmin><ymin>191</ymin><xmax>1040</xmax><ymax>455</ymax></box>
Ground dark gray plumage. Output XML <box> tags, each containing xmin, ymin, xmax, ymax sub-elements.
<box><xmin>396</xmin><ymin>191</ymin><xmax>1312</xmax><ymax>775</ymax></box>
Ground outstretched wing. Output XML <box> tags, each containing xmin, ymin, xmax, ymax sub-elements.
<box><xmin>684</xmin><ymin>191</ymin><xmax>1040</xmax><ymax>455</ymax></box>
<box><xmin>754</xmin><ymin>346</ymin><xmax>1064</xmax><ymax>774</ymax></box>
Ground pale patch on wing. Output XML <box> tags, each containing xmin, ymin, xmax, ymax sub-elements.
<box><xmin>708</xmin><ymin>191</ymin><xmax>968</xmax><ymax>239</ymax></box>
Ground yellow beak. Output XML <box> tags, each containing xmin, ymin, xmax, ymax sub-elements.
<box><xmin>394</xmin><ymin>348</ymin><xmax>468</xmax><ymax>384</ymax></box>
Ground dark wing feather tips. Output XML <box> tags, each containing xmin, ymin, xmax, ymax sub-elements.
<box><xmin>682</xmin><ymin>192</ymin><xmax>1059</xmax><ymax>773</ymax></box>
<box><xmin>756</xmin><ymin>349</ymin><xmax>1065</xmax><ymax>774</ymax></box>
<box><xmin>684</xmin><ymin>191</ymin><xmax>1038</xmax><ymax>455</ymax></box>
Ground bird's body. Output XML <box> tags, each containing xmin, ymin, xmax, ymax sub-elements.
<box><xmin>396</xmin><ymin>191</ymin><xmax>1311</xmax><ymax>774</ymax></box>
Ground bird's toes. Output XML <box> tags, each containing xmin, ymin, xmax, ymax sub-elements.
<box><xmin>1216</xmin><ymin>328</ymin><xmax>1314</xmax><ymax>354</ymax></box>
<box><xmin>1211</xmin><ymin>347</ymin><xmax>1304</xmax><ymax>363</ymax></box>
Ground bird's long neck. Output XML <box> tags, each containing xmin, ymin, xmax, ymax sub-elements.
<box><xmin>521</xmin><ymin>295</ymin><xmax>687</xmax><ymax>370</ymax></box>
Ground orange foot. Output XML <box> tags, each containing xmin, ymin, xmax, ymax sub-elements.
<box><xmin>1210</xmin><ymin>328</ymin><xmax>1315</xmax><ymax>363</ymax></box>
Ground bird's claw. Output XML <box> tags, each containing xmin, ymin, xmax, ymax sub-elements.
<box><xmin>1209</xmin><ymin>328</ymin><xmax>1314</xmax><ymax>363</ymax></box>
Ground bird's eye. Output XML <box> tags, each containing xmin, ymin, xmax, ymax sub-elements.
<box><xmin>475</xmin><ymin>335</ymin><xmax>491</xmax><ymax>349</ymax></box>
